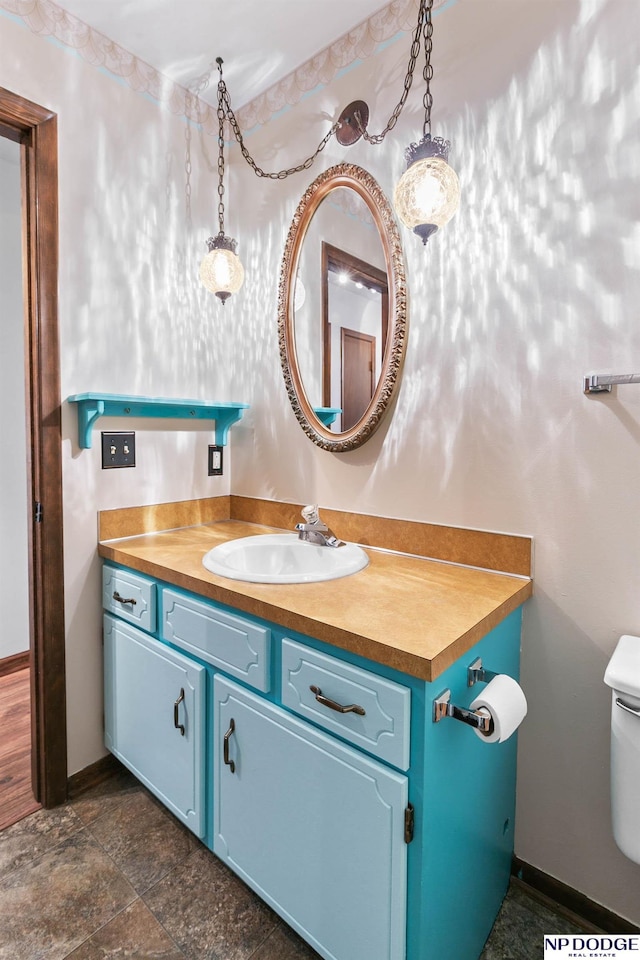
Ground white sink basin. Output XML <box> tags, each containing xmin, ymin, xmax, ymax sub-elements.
<box><xmin>202</xmin><ymin>533</ymin><xmax>369</xmax><ymax>584</ymax></box>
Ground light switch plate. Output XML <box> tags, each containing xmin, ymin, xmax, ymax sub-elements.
<box><xmin>101</xmin><ymin>431</ymin><xmax>136</xmax><ymax>468</ymax></box>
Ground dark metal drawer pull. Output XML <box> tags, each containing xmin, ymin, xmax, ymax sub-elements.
<box><xmin>223</xmin><ymin>718</ymin><xmax>236</xmax><ymax>773</ymax></box>
<box><xmin>309</xmin><ymin>685</ymin><xmax>366</xmax><ymax>716</ymax></box>
<box><xmin>113</xmin><ymin>591</ymin><xmax>137</xmax><ymax>606</ymax></box>
<box><xmin>173</xmin><ymin>688</ymin><xmax>185</xmax><ymax>736</ymax></box>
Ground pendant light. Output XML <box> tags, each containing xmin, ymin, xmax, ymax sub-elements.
<box><xmin>199</xmin><ymin>58</ymin><xmax>244</xmax><ymax>304</ymax></box>
<box><xmin>335</xmin><ymin>0</ymin><xmax>459</xmax><ymax>243</ymax></box>
<box><xmin>392</xmin><ymin>0</ymin><xmax>460</xmax><ymax>243</ymax></box>
<box><xmin>393</xmin><ymin>134</ymin><xmax>460</xmax><ymax>244</ymax></box>
<box><xmin>193</xmin><ymin>0</ymin><xmax>460</xmax><ymax>298</ymax></box>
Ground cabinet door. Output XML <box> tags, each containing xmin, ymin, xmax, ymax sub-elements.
<box><xmin>104</xmin><ymin>614</ymin><xmax>205</xmax><ymax>838</ymax></box>
<box><xmin>214</xmin><ymin>676</ymin><xmax>408</xmax><ymax>960</ymax></box>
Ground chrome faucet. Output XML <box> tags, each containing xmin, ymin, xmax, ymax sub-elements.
<box><xmin>295</xmin><ymin>505</ymin><xmax>345</xmax><ymax>548</ymax></box>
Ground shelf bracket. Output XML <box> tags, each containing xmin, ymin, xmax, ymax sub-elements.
<box><xmin>213</xmin><ymin>407</ymin><xmax>245</xmax><ymax>446</ymax></box>
<box><xmin>313</xmin><ymin>407</ymin><xmax>341</xmax><ymax>427</ymax></box>
<box><xmin>76</xmin><ymin>398</ymin><xmax>105</xmax><ymax>449</ymax></box>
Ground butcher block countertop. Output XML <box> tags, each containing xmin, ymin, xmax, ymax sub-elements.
<box><xmin>98</xmin><ymin>497</ymin><xmax>532</xmax><ymax>683</ymax></box>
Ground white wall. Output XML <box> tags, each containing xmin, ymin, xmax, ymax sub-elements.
<box><xmin>0</xmin><ymin>12</ymin><xmax>241</xmax><ymax>772</ymax></box>
<box><xmin>2</xmin><ymin>0</ymin><xmax>639</xmax><ymax>928</ymax></box>
<box><xmin>0</xmin><ymin>140</ymin><xmax>29</xmax><ymax>659</ymax></box>
<box><xmin>229</xmin><ymin>0</ymin><xmax>640</xmax><ymax>925</ymax></box>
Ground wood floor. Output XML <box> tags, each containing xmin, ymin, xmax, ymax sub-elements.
<box><xmin>0</xmin><ymin>668</ymin><xmax>40</xmax><ymax>830</ymax></box>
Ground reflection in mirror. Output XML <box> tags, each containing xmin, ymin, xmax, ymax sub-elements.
<box><xmin>323</xmin><ymin>242</ymin><xmax>388</xmax><ymax>431</ymax></box>
<box><xmin>279</xmin><ymin>164</ymin><xmax>407</xmax><ymax>452</ymax></box>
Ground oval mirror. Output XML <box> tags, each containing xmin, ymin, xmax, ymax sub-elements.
<box><xmin>278</xmin><ymin>163</ymin><xmax>407</xmax><ymax>452</ymax></box>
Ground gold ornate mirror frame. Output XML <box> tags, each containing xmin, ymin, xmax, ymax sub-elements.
<box><xmin>278</xmin><ymin>163</ymin><xmax>408</xmax><ymax>452</ymax></box>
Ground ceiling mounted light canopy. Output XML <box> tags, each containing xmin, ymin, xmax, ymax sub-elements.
<box><xmin>195</xmin><ymin>0</ymin><xmax>458</xmax><ymax>302</ymax></box>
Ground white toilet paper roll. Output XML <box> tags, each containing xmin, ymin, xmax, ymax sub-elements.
<box><xmin>469</xmin><ymin>674</ymin><xmax>527</xmax><ymax>743</ymax></box>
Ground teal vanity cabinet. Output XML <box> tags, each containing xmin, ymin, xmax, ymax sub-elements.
<box><xmin>102</xmin><ymin>560</ymin><xmax>524</xmax><ymax>960</ymax></box>
<box><xmin>102</xmin><ymin>567</ymin><xmax>206</xmax><ymax>839</ymax></box>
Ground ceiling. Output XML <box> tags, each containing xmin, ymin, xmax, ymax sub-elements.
<box><xmin>47</xmin><ymin>0</ymin><xmax>397</xmax><ymax>112</ymax></box>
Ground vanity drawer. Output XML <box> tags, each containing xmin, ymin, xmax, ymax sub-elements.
<box><xmin>162</xmin><ymin>589</ymin><xmax>270</xmax><ymax>692</ymax></box>
<box><xmin>281</xmin><ymin>639</ymin><xmax>411</xmax><ymax>770</ymax></box>
<box><xmin>102</xmin><ymin>564</ymin><xmax>156</xmax><ymax>633</ymax></box>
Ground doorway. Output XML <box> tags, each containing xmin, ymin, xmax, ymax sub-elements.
<box><xmin>0</xmin><ymin>86</ymin><xmax>67</xmax><ymax>816</ymax></box>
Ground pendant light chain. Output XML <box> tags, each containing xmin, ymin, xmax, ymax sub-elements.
<box><xmin>184</xmin><ymin>94</ymin><xmax>193</xmax><ymax>228</ymax></box>
<box><xmin>196</xmin><ymin>0</ymin><xmax>457</xmax><ymax>301</ymax></box>
<box><xmin>359</xmin><ymin>0</ymin><xmax>429</xmax><ymax>145</ymax></box>
<box><xmin>422</xmin><ymin>0</ymin><xmax>434</xmax><ymax>138</ymax></box>
<box><xmin>184</xmin><ymin>62</ymin><xmax>220</xmax><ymax>227</ymax></box>
<box><xmin>192</xmin><ymin>0</ymin><xmax>435</xmax><ymax>186</ymax></box>
<box><xmin>217</xmin><ymin>68</ymin><xmax>338</xmax><ymax>180</ymax></box>
<box><xmin>216</xmin><ymin>59</ymin><xmax>226</xmax><ymax>234</ymax></box>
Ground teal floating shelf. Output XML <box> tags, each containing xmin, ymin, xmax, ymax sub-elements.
<box><xmin>67</xmin><ymin>393</ymin><xmax>249</xmax><ymax>449</ymax></box>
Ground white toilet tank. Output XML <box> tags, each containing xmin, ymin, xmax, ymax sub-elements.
<box><xmin>604</xmin><ymin>634</ymin><xmax>640</xmax><ymax>865</ymax></box>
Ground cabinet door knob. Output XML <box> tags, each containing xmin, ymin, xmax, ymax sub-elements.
<box><xmin>223</xmin><ymin>718</ymin><xmax>236</xmax><ymax>773</ymax></box>
<box><xmin>309</xmin><ymin>685</ymin><xmax>366</xmax><ymax>716</ymax></box>
<box><xmin>173</xmin><ymin>688</ymin><xmax>185</xmax><ymax>736</ymax></box>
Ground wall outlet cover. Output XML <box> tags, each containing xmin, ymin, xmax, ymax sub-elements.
<box><xmin>208</xmin><ymin>445</ymin><xmax>223</xmax><ymax>476</ymax></box>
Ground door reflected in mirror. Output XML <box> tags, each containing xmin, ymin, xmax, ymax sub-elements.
<box><xmin>323</xmin><ymin>242</ymin><xmax>388</xmax><ymax>431</ymax></box>
<box><xmin>280</xmin><ymin>164</ymin><xmax>407</xmax><ymax>452</ymax></box>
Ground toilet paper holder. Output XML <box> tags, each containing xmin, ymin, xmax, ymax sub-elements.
<box><xmin>432</xmin><ymin>658</ymin><xmax>498</xmax><ymax>734</ymax></box>
<box><xmin>467</xmin><ymin>657</ymin><xmax>499</xmax><ymax>688</ymax></box>
<box><xmin>432</xmin><ymin>689</ymin><xmax>494</xmax><ymax>734</ymax></box>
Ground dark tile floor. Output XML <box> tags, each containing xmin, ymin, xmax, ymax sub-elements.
<box><xmin>0</xmin><ymin>769</ymin><xmax>585</xmax><ymax>960</ymax></box>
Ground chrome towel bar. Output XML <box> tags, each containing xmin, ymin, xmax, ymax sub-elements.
<box><xmin>584</xmin><ymin>374</ymin><xmax>640</xmax><ymax>394</ymax></box>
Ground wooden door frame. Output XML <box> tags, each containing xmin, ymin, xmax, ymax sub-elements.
<box><xmin>0</xmin><ymin>87</ymin><xmax>67</xmax><ymax>806</ymax></box>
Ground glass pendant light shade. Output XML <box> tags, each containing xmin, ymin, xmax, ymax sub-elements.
<box><xmin>199</xmin><ymin>234</ymin><xmax>245</xmax><ymax>304</ymax></box>
<box><xmin>394</xmin><ymin>135</ymin><xmax>460</xmax><ymax>244</ymax></box>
